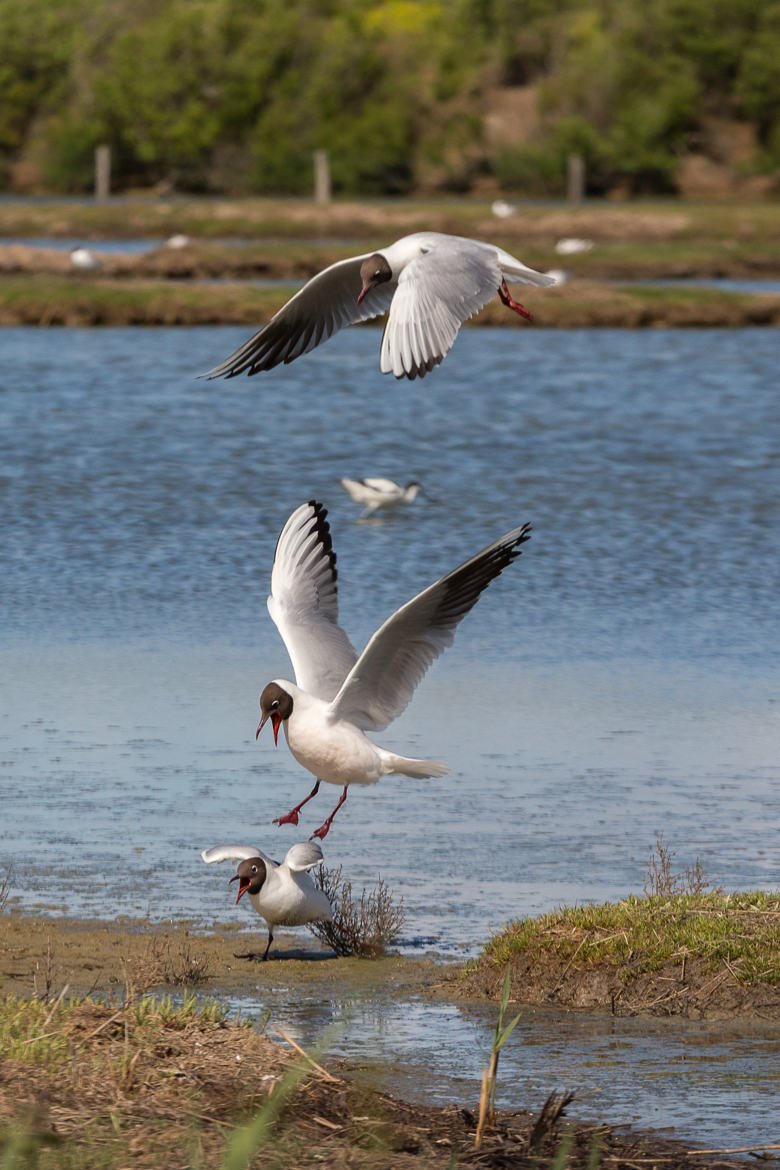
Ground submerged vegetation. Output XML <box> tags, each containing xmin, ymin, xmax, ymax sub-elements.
<box><xmin>1</xmin><ymin>0</ymin><xmax>777</xmax><ymax>197</ymax></box>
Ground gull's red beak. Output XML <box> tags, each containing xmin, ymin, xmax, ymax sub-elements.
<box><xmin>230</xmin><ymin>873</ymin><xmax>249</xmax><ymax>904</ymax></box>
<box><xmin>256</xmin><ymin>712</ymin><xmax>282</xmax><ymax>745</ymax></box>
<box><xmin>357</xmin><ymin>286</ymin><xmax>368</xmax><ymax>306</ymax></box>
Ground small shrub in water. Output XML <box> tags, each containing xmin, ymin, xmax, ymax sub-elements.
<box><xmin>309</xmin><ymin>865</ymin><xmax>405</xmax><ymax>958</ymax></box>
<box><xmin>643</xmin><ymin>832</ymin><xmax>712</xmax><ymax>898</ymax></box>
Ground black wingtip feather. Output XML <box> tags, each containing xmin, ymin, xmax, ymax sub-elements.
<box><xmin>437</xmin><ymin>522</ymin><xmax>532</xmax><ymax>623</ymax></box>
<box><xmin>306</xmin><ymin>500</ymin><xmax>338</xmax><ymax>583</ymax></box>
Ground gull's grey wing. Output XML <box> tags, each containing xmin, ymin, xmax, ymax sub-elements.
<box><xmin>267</xmin><ymin>501</ymin><xmax>359</xmax><ymax>701</ymax></box>
<box><xmin>283</xmin><ymin>841</ymin><xmax>324</xmax><ymax>872</ymax></box>
<box><xmin>203</xmin><ymin>253</ymin><xmax>396</xmax><ymax>378</ymax></box>
<box><xmin>330</xmin><ymin>522</ymin><xmax>532</xmax><ymax>730</ymax></box>
<box><xmin>380</xmin><ymin>238</ymin><xmax>502</xmax><ymax>380</ymax></box>
<box><xmin>201</xmin><ymin>844</ymin><xmax>275</xmax><ymax>866</ymax></box>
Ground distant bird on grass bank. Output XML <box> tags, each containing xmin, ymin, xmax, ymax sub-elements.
<box><xmin>201</xmin><ymin>840</ymin><xmax>331</xmax><ymax>960</ymax></box>
<box><xmin>554</xmin><ymin>238</ymin><xmax>593</xmax><ymax>256</ymax></box>
<box><xmin>256</xmin><ymin>500</ymin><xmax>532</xmax><ymax>839</ymax></box>
<box><xmin>340</xmin><ymin>476</ymin><xmax>422</xmax><ymax>518</ymax></box>
<box><xmin>204</xmin><ymin>232</ymin><xmax>555</xmax><ymax>382</ymax></box>
<box><xmin>70</xmin><ymin>247</ymin><xmax>102</xmax><ymax>271</ymax></box>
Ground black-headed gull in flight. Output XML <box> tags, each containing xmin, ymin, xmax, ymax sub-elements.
<box><xmin>201</xmin><ymin>839</ymin><xmax>331</xmax><ymax>960</ymax></box>
<box><xmin>204</xmin><ymin>232</ymin><xmax>554</xmax><ymax>381</ymax></box>
<box><xmin>340</xmin><ymin>477</ymin><xmax>422</xmax><ymax>518</ymax></box>
<box><xmin>256</xmin><ymin>500</ymin><xmax>532</xmax><ymax>839</ymax></box>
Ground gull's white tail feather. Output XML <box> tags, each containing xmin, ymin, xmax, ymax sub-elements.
<box><xmin>378</xmin><ymin>750</ymin><xmax>449</xmax><ymax>779</ymax></box>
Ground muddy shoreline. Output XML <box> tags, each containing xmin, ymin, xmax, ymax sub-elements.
<box><xmin>4</xmin><ymin>913</ymin><xmax>780</xmax><ymax>1024</ymax></box>
<box><xmin>2</xmin><ymin>913</ymin><xmax>777</xmax><ymax>1167</ymax></box>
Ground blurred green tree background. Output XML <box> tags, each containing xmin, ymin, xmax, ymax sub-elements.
<box><xmin>1</xmin><ymin>0</ymin><xmax>777</xmax><ymax>196</ymax></box>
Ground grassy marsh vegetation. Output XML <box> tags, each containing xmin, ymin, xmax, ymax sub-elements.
<box><xmin>1</xmin><ymin>271</ymin><xmax>777</xmax><ymax>330</ymax></box>
<box><xmin>481</xmin><ymin>891</ymin><xmax>780</xmax><ymax>986</ymax></box>
<box><xmin>464</xmin><ymin>842</ymin><xmax>780</xmax><ymax>1016</ymax></box>
<box><xmin>0</xmin><ymin>989</ymin><xmax>751</xmax><ymax>1169</ymax></box>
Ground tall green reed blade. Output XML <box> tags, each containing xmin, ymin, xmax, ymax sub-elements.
<box><xmin>475</xmin><ymin>963</ymin><xmax>524</xmax><ymax>1147</ymax></box>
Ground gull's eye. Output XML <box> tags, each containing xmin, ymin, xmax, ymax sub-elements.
<box><xmin>271</xmin><ymin>699</ymin><xmax>279</xmax><ymax>710</ymax></box>
<box><xmin>251</xmin><ymin>865</ymin><xmax>257</xmax><ymax>873</ymax></box>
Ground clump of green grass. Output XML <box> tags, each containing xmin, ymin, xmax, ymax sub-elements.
<box><xmin>478</xmin><ymin>837</ymin><xmax>780</xmax><ymax>988</ymax></box>
<box><xmin>483</xmin><ymin>890</ymin><xmax>780</xmax><ymax>985</ymax></box>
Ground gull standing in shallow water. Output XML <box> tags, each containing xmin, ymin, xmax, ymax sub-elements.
<box><xmin>204</xmin><ymin>232</ymin><xmax>554</xmax><ymax>381</ymax></box>
<box><xmin>201</xmin><ymin>840</ymin><xmax>331</xmax><ymax>960</ymax></box>
<box><xmin>257</xmin><ymin>500</ymin><xmax>532</xmax><ymax>839</ymax></box>
<box><xmin>340</xmin><ymin>476</ymin><xmax>422</xmax><ymax>518</ymax></box>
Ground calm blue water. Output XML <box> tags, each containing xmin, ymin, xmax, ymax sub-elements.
<box><xmin>0</xmin><ymin>325</ymin><xmax>778</xmax><ymax>943</ymax></box>
<box><xmin>2</xmin><ymin>322</ymin><xmax>779</xmax><ymax>1145</ymax></box>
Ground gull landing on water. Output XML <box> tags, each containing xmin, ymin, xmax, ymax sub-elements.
<box><xmin>256</xmin><ymin>500</ymin><xmax>532</xmax><ymax>839</ymax></box>
<box><xmin>340</xmin><ymin>476</ymin><xmax>422</xmax><ymax>518</ymax></box>
<box><xmin>204</xmin><ymin>232</ymin><xmax>555</xmax><ymax>382</ymax></box>
<box><xmin>201</xmin><ymin>840</ymin><xmax>331</xmax><ymax>960</ymax></box>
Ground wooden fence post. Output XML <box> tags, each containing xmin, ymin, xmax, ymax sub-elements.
<box><xmin>566</xmin><ymin>153</ymin><xmax>585</xmax><ymax>205</ymax></box>
<box><xmin>314</xmin><ymin>150</ymin><xmax>331</xmax><ymax>205</ymax></box>
<box><xmin>95</xmin><ymin>144</ymin><xmax>111</xmax><ymax>202</ymax></box>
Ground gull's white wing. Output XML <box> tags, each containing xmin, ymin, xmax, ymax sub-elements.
<box><xmin>380</xmin><ymin>238</ymin><xmax>502</xmax><ymax>380</ymax></box>
<box><xmin>330</xmin><ymin>522</ymin><xmax>532</xmax><ymax>731</ymax></box>
<box><xmin>381</xmin><ymin>236</ymin><xmax>554</xmax><ymax>380</ymax></box>
<box><xmin>283</xmin><ymin>841</ymin><xmax>324</xmax><ymax>873</ymax></box>
<box><xmin>203</xmin><ymin>254</ymin><xmax>396</xmax><ymax>378</ymax></box>
<box><xmin>201</xmin><ymin>845</ymin><xmax>275</xmax><ymax>866</ymax></box>
<box><xmin>267</xmin><ymin>501</ymin><xmax>359</xmax><ymax>701</ymax></box>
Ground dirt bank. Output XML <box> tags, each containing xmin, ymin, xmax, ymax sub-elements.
<box><xmin>0</xmin><ymin>913</ymin><xmax>448</xmax><ymax>1002</ymax></box>
<box><xmin>1</xmin><ymin>995</ymin><xmax>754</xmax><ymax>1170</ymax></box>
<box><xmin>458</xmin><ymin>951</ymin><xmax>780</xmax><ymax>1021</ymax></box>
<box><xmin>458</xmin><ymin>892</ymin><xmax>780</xmax><ymax>1020</ymax></box>
<box><xmin>1</xmin><ymin>915</ymin><xmax>771</xmax><ymax>1169</ymax></box>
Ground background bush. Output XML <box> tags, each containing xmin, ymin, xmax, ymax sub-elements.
<box><xmin>1</xmin><ymin>0</ymin><xmax>776</xmax><ymax>196</ymax></box>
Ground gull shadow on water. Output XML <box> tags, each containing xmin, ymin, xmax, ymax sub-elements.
<box><xmin>232</xmin><ymin>946</ymin><xmax>338</xmax><ymax>963</ymax></box>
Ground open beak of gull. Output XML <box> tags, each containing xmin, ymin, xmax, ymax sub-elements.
<box><xmin>230</xmin><ymin>874</ymin><xmax>250</xmax><ymax>905</ymax></box>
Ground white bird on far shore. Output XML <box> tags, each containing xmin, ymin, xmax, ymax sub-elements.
<box><xmin>340</xmin><ymin>477</ymin><xmax>422</xmax><ymax>518</ymax></box>
<box><xmin>554</xmin><ymin>238</ymin><xmax>593</xmax><ymax>256</ymax></box>
<box><xmin>70</xmin><ymin>247</ymin><xmax>102</xmax><ymax>271</ymax></box>
<box><xmin>201</xmin><ymin>840</ymin><xmax>331</xmax><ymax>960</ymax></box>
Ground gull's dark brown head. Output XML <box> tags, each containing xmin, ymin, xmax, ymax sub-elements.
<box><xmin>256</xmin><ymin>682</ymin><xmax>294</xmax><ymax>745</ymax></box>
<box><xmin>230</xmin><ymin>857</ymin><xmax>267</xmax><ymax>904</ymax></box>
<box><xmin>357</xmin><ymin>254</ymin><xmax>392</xmax><ymax>305</ymax></box>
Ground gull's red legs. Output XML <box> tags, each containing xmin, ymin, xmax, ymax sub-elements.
<box><xmin>498</xmin><ymin>278</ymin><xmax>532</xmax><ymax>320</ymax></box>
<box><xmin>309</xmin><ymin>786</ymin><xmax>348</xmax><ymax>841</ymax></box>
<box><xmin>273</xmin><ymin>780</ymin><xmax>320</xmax><ymax>827</ymax></box>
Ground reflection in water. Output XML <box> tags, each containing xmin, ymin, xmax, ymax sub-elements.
<box><xmin>221</xmin><ymin>980</ymin><xmax>780</xmax><ymax>1148</ymax></box>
